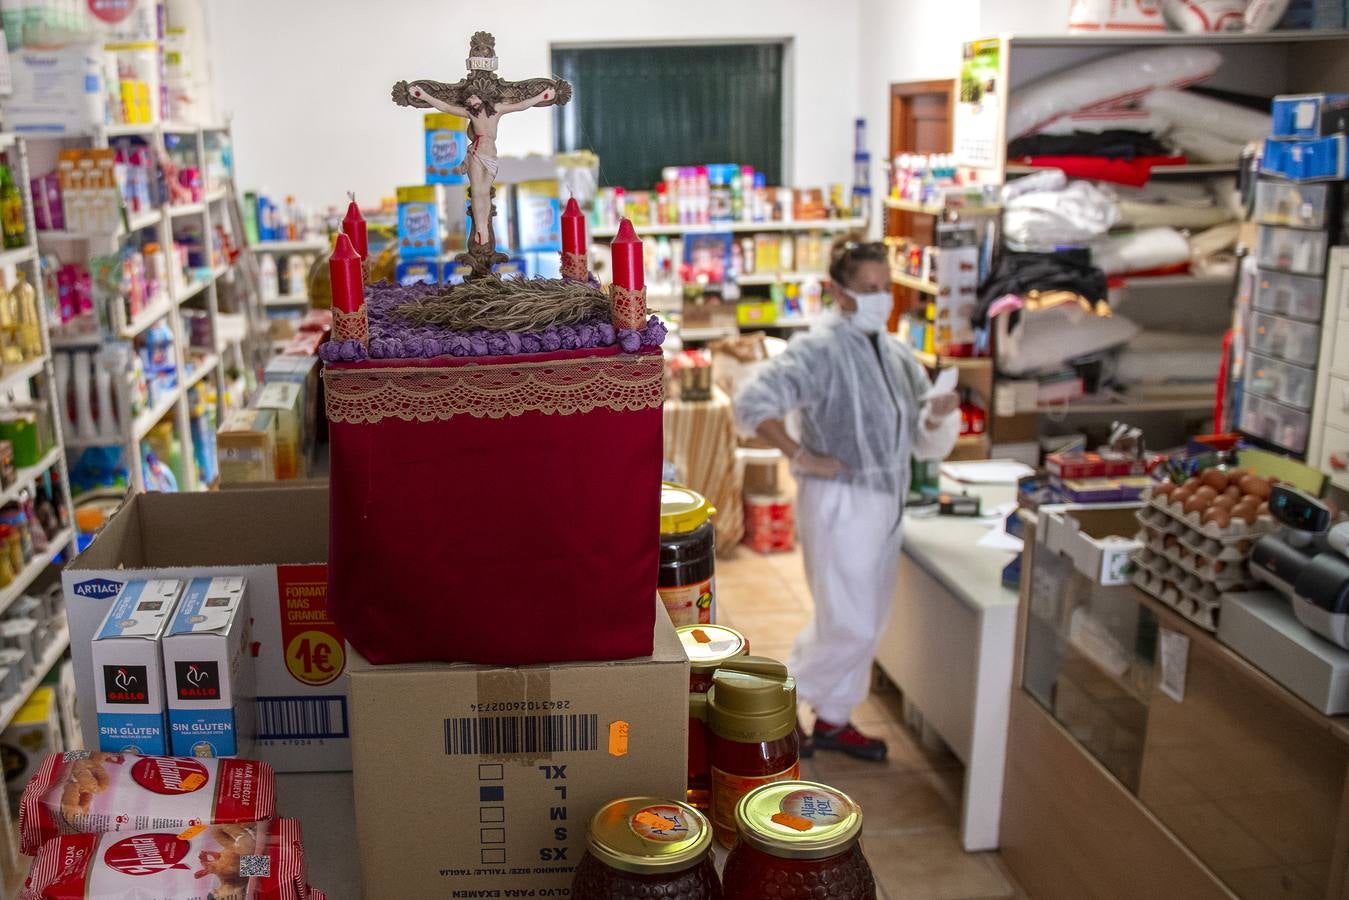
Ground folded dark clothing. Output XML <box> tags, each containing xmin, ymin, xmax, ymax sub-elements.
<box><xmin>1009</xmin><ymin>129</ymin><xmax>1171</xmax><ymax>160</ymax></box>
<box><xmin>975</xmin><ymin>248</ymin><xmax>1109</xmax><ymax>327</ymax></box>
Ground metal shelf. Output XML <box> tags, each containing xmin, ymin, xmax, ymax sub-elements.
<box><xmin>37</xmin><ymin>208</ymin><xmax>162</xmax><ymax>243</ymax></box>
<box><xmin>1037</xmin><ymin>393</ymin><xmax>1214</xmax><ymax>414</ymax></box>
<box><xmin>119</xmin><ymin>293</ymin><xmax>173</xmax><ymax>340</ymax></box>
<box><xmin>0</xmin><ymin>356</ymin><xmax>46</xmax><ymax>394</ymax></box>
<box><xmin>0</xmin><ymin>445</ymin><xmax>62</xmax><ymax>510</ymax></box>
<box><xmin>167</xmin><ymin>201</ymin><xmax>205</xmax><ymax>218</ymax></box>
<box><xmin>0</xmin><ymin>529</ymin><xmax>72</xmax><ymax>624</ymax></box>
<box><xmin>185</xmin><ymin>353</ymin><xmax>220</xmax><ymax>390</ymax></box>
<box><xmin>0</xmin><ymin>245</ymin><xmax>37</xmax><ymax>269</ymax></box>
<box><xmin>0</xmin><ymin>623</ymin><xmax>71</xmax><ymax>732</ymax></box>
<box><xmin>592</xmin><ymin>217</ymin><xmax>868</xmax><ymax>238</ymax></box>
<box><xmin>885</xmin><ymin>197</ymin><xmax>1001</xmax><ymax>216</ymax></box>
<box><xmin>1115</xmin><ymin>272</ymin><xmax>1234</xmax><ymax>289</ymax></box>
<box><xmin>264</xmin><ymin>294</ymin><xmax>310</xmax><ymax>307</ymax></box>
<box><xmin>133</xmin><ymin>387</ymin><xmax>183</xmax><ymax>441</ymax></box>
<box><xmin>102</xmin><ymin>123</ymin><xmax>159</xmax><ymax>137</ymax></box>
<box><xmin>736</xmin><ymin>271</ymin><xmax>827</xmax><ymax>286</ymax></box>
<box><xmin>913</xmin><ymin>350</ymin><xmax>992</xmax><ymax>369</ymax></box>
<box><xmin>680</xmin><ymin>325</ymin><xmax>739</xmax><ymax>342</ymax></box>
<box><xmin>176</xmin><ymin>276</ymin><xmax>212</xmax><ymax>304</ymax></box>
<box><xmin>252</xmin><ymin>238</ymin><xmax>327</xmax><ymax>254</ymax></box>
<box><xmin>890</xmin><ymin>270</ymin><xmax>941</xmax><ymax>296</ymax></box>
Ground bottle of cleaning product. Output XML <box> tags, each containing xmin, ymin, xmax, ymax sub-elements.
<box><xmin>72</xmin><ymin>351</ymin><xmax>96</xmax><ymax>440</ymax></box>
<box><xmin>259</xmin><ymin>254</ymin><xmax>278</xmax><ymax>299</ymax></box>
<box><xmin>94</xmin><ymin>352</ymin><xmax>116</xmax><ymax>438</ymax></box>
<box><xmin>287</xmin><ymin>254</ymin><xmax>308</xmax><ymax>300</ymax></box>
<box><xmin>11</xmin><ymin>270</ymin><xmax>40</xmax><ymax>360</ymax></box>
<box><xmin>142</xmin><ymin>449</ymin><xmax>179</xmax><ymax>493</ymax></box>
<box><xmin>53</xmin><ymin>351</ymin><xmax>71</xmax><ymax>432</ymax></box>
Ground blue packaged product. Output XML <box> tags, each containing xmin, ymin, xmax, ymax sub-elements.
<box><xmin>396</xmin><ymin>185</ymin><xmax>442</xmax><ymax>259</ymax></box>
<box><xmin>1271</xmin><ymin>93</ymin><xmax>1349</xmax><ymax>140</ymax></box>
<box><xmin>162</xmin><ymin>575</ymin><xmax>253</xmax><ymax>758</ymax></box>
<box><xmin>92</xmin><ymin>579</ymin><xmax>184</xmax><ymax>755</ymax></box>
<box><xmin>514</xmin><ymin>179</ymin><xmax>561</xmax><ymax>252</ymax></box>
<box><xmin>424</xmin><ymin>113</ymin><xmax>468</xmax><ymax>185</ymax></box>
<box><xmin>395</xmin><ymin>259</ymin><xmax>438</xmax><ymax>285</ymax></box>
<box><xmin>1262</xmin><ymin>135</ymin><xmax>1348</xmax><ymax>182</ymax></box>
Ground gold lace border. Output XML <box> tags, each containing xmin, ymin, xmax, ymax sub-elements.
<box><xmin>324</xmin><ymin>351</ymin><xmax>664</xmax><ymax>424</ymax></box>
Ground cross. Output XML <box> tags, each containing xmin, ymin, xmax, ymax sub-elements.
<box><xmin>393</xmin><ymin>31</ymin><xmax>573</xmax><ymax>279</ymax></box>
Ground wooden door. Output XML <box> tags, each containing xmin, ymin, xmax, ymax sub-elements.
<box><xmin>888</xmin><ymin>80</ymin><xmax>955</xmax><ymax>330</ymax></box>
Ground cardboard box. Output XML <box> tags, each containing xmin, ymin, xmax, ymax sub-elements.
<box><xmin>63</xmin><ymin>486</ymin><xmax>348</xmax><ymax>772</ymax></box>
<box><xmin>264</xmin><ymin>354</ymin><xmax>320</xmax><ymax>464</ymax></box>
<box><xmin>91</xmin><ymin>579</ymin><xmax>183</xmax><ymax>755</ymax></box>
<box><xmin>1037</xmin><ymin>505</ymin><xmax>1142</xmax><ymax>586</ymax></box>
<box><xmin>254</xmin><ymin>382</ymin><xmax>304</xmax><ymax>480</ymax></box>
<box><xmin>162</xmin><ymin>575</ymin><xmax>254</xmax><ymax>758</ymax></box>
<box><xmin>350</xmin><ymin>604</ymin><xmax>688</xmax><ymax>899</ymax></box>
<box><xmin>990</xmin><ymin>410</ymin><xmax>1039</xmax><ymax>445</ymax></box>
<box><xmin>218</xmin><ymin>408</ymin><xmax>277</xmax><ymax>484</ymax></box>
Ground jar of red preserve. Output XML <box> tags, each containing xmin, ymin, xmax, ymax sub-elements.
<box><xmin>571</xmin><ymin>797</ymin><xmax>722</xmax><ymax>900</ymax></box>
<box><xmin>698</xmin><ymin>657</ymin><xmax>800</xmax><ymax>848</ymax></box>
<box><xmin>677</xmin><ymin>624</ymin><xmax>749</xmax><ymax>811</ymax></box>
<box><xmin>723</xmin><ymin>781</ymin><xmax>876</xmax><ymax>899</ymax></box>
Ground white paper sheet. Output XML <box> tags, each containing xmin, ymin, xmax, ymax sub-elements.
<box><xmin>941</xmin><ymin>459</ymin><xmax>1036</xmax><ymax>485</ymax></box>
<box><xmin>976</xmin><ymin>526</ymin><xmax>1025</xmax><ymax>553</ymax></box>
<box><xmin>925</xmin><ymin>367</ymin><xmax>960</xmax><ymax>400</ymax></box>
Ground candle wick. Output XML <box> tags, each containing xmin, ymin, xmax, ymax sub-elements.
<box><xmin>348</xmin><ymin>191</ymin><xmax>356</xmax><ymax>204</ymax></box>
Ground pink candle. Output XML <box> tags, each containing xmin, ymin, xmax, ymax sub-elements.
<box><xmin>330</xmin><ymin>233</ymin><xmax>364</xmax><ymax>314</ymax></box>
<box><xmin>561</xmin><ymin>196</ymin><xmax>586</xmax><ymax>257</ymax></box>
<box><xmin>342</xmin><ymin>194</ymin><xmax>369</xmax><ymax>260</ymax></box>
<box><xmin>610</xmin><ymin>218</ymin><xmax>644</xmax><ymax>292</ymax></box>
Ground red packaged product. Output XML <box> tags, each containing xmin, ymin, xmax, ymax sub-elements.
<box><xmin>19</xmin><ymin>753</ymin><xmax>276</xmax><ymax>856</ymax></box>
<box><xmin>22</xmin><ymin>817</ymin><xmax>306</xmax><ymax>900</ymax></box>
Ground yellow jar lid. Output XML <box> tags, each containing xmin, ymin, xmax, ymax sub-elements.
<box><xmin>661</xmin><ymin>483</ymin><xmax>716</xmax><ymax>534</ymax></box>
<box><xmin>735</xmin><ymin>781</ymin><xmax>863</xmax><ymax>860</ymax></box>
<box><xmin>586</xmin><ymin>797</ymin><xmax>714</xmax><ymax>874</ymax></box>
<box><xmin>677</xmin><ymin>624</ymin><xmax>748</xmax><ymax>672</ymax></box>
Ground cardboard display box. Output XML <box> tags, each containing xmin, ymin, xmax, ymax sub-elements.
<box><xmin>350</xmin><ymin>603</ymin><xmax>688</xmax><ymax>899</ymax></box>
<box><xmin>62</xmin><ymin>486</ymin><xmax>348</xmax><ymax>771</ymax></box>
<box><xmin>1037</xmin><ymin>504</ymin><xmax>1143</xmax><ymax>586</ymax></box>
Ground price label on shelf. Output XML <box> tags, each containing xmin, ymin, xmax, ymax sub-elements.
<box><xmin>1158</xmin><ymin>628</ymin><xmax>1190</xmax><ymax>703</ymax></box>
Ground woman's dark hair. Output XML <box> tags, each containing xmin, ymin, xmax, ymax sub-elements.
<box><xmin>828</xmin><ymin>232</ymin><xmax>888</xmax><ymax>287</ymax></box>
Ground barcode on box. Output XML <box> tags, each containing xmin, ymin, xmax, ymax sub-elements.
<box><xmin>256</xmin><ymin>696</ymin><xmax>349</xmax><ymax>740</ymax></box>
<box><xmin>444</xmin><ymin>714</ymin><xmax>599</xmax><ymax>756</ymax></box>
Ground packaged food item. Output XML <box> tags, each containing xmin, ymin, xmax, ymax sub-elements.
<box><xmin>722</xmin><ymin>781</ymin><xmax>876</xmax><ymax>900</ymax></box>
<box><xmin>572</xmin><ymin>797</ymin><xmax>722</xmax><ymax>900</ymax></box>
<box><xmin>162</xmin><ymin>576</ymin><xmax>253</xmax><ymax>759</ymax></box>
<box><xmin>19</xmin><ymin>751</ymin><xmax>277</xmax><ymax>855</ymax></box>
<box><xmin>91</xmin><ymin>579</ymin><xmax>184</xmax><ymax>755</ymax></box>
<box><xmin>659</xmin><ymin>485</ymin><xmax>717</xmax><ymax>627</ymax></box>
<box><xmin>678</xmin><ymin>624</ymin><xmax>748</xmax><ymax>811</ymax></box>
<box><xmin>21</xmin><ymin>816</ymin><xmax>306</xmax><ymax>900</ymax></box>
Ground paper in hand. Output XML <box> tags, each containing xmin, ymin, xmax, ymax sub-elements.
<box><xmin>924</xmin><ymin>367</ymin><xmax>959</xmax><ymax>400</ymax></box>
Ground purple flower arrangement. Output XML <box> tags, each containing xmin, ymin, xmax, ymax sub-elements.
<box><xmin>320</xmin><ymin>280</ymin><xmax>668</xmax><ymax>364</ymax></box>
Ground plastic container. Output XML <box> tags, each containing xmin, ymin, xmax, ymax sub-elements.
<box><xmin>1240</xmin><ymin>391</ymin><xmax>1311</xmax><ymax>454</ymax></box>
<box><xmin>702</xmin><ymin>658</ymin><xmax>800</xmax><ymax>848</ymax></box>
<box><xmin>1253</xmin><ymin>180</ymin><xmax>1331</xmax><ymax>229</ymax></box>
<box><xmin>1253</xmin><ymin>268</ymin><xmax>1324</xmax><ymax>322</ymax></box>
<box><xmin>571</xmin><ymin>797</ymin><xmax>722</xmax><ymax>900</ymax></box>
<box><xmin>1256</xmin><ymin>225</ymin><xmax>1329</xmax><ymax>276</ymax></box>
<box><xmin>1244</xmin><ymin>351</ymin><xmax>1318</xmax><ymax>410</ymax></box>
<box><xmin>722</xmin><ymin>781</ymin><xmax>876</xmax><ymax>900</ymax></box>
<box><xmin>660</xmin><ymin>484</ymin><xmax>717</xmax><ymax>627</ymax></box>
<box><xmin>679</xmin><ymin>624</ymin><xmax>750</xmax><ymax>812</ymax></box>
<box><xmin>1248</xmin><ymin>311</ymin><xmax>1322</xmax><ymax>365</ymax></box>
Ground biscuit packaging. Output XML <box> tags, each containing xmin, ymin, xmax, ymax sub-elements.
<box><xmin>18</xmin><ymin>752</ymin><xmax>276</xmax><ymax>856</ymax></box>
<box><xmin>91</xmin><ymin>579</ymin><xmax>184</xmax><ymax>755</ymax></box>
<box><xmin>21</xmin><ymin>816</ymin><xmax>307</xmax><ymax>900</ymax></box>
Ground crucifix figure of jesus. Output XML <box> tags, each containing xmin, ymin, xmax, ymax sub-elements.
<box><xmin>393</xmin><ymin>31</ymin><xmax>572</xmax><ymax>278</ymax></box>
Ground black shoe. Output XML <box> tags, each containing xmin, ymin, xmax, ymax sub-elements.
<box><xmin>812</xmin><ymin>720</ymin><xmax>887</xmax><ymax>762</ymax></box>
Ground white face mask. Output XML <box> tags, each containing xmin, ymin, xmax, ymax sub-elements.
<box><xmin>846</xmin><ymin>290</ymin><xmax>892</xmax><ymax>333</ymax></box>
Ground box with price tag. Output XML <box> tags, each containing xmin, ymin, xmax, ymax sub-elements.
<box><xmin>62</xmin><ymin>484</ymin><xmax>349</xmax><ymax>772</ymax></box>
<box><xmin>348</xmin><ymin>600</ymin><xmax>687</xmax><ymax>900</ymax></box>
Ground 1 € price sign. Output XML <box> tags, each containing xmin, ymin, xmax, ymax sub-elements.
<box><xmin>277</xmin><ymin>565</ymin><xmax>345</xmax><ymax>687</ymax></box>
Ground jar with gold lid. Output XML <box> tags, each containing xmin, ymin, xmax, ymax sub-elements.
<box><xmin>678</xmin><ymin>623</ymin><xmax>749</xmax><ymax>811</ymax></box>
<box><xmin>571</xmin><ymin>797</ymin><xmax>722</xmax><ymax>899</ymax></box>
<box><xmin>722</xmin><ymin>781</ymin><xmax>876</xmax><ymax>899</ymax></box>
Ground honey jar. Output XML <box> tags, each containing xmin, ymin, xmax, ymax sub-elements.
<box><xmin>677</xmin><ymin>624</ymin><xmax>749</xmax><ymax>811</ymax></box>
<box><xmin>571</xmin><ymin>797</ymin><xmax>722</xmax><ymax>899</ymax></box>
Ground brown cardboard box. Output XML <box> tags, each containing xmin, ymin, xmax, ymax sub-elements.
<box><xmin>218</xmin><ymin>408</ymin><xmax>277</xmax><ymax>484</ymax></box>
<box><xmin>990</xmin><ymin>410</ymin><xmax>1040</xmax><ymax>445</ymax></box>
<box><xmin>350</xmin><ymin>605</ymin><xmax>688</xmax><ymax>899</ymax></box>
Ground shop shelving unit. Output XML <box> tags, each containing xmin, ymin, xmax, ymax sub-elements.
<box><xmin>29</xmin><ymin>121</ymin><xmax>259</xmax><ymax>493</ymax></box>
<box><xmin>252</xmin><ymin>236</ymin><xmax>326</xmax><ymax>309</ymax></box>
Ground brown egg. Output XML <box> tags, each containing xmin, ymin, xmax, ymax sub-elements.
<box><xmin>1194</xmin><ymin>486</ymin><xmax>1218</xmax><ymax>503</ymax></box>
<box><xmin>1211</xmin><ymin>495</ymin><xmax>1237</xmax><ymax>510</ymax></box>
<box><xmin>1223</xmin><ymin>485</ymin><xmax>1242</xmax><ymax>501</ymax></box>
<box><xmin>1200</xmin><ymin>470</ymin><xmax>1229</xmax><ymax>491</ymax></box>
<box><xmin>1239</xmin><ymin>475</ymin><xmax>1272</xmax><ymax>500</ymax></box>
<box><xmin>1258</xmin><ymin>501</ymin><xmax>1270</xmax><ymax>518</ymax></box>
<box><xmin>1183</xmin><ymin>476</ymin><xmax>1203</xmax><ymax>491</ymax></box>
<box><xmin>1185</xmin><ymin>495</ymin><xmax>1209</xmax><ymax>515</ymax></box>
<box><xmin>1173</xmin><ymin>487</ymin><xmax>1193</xmax><ymax>506</ymax></box>
<box><xmin>1232</xmin><ymin>504</ymin><xmax>1259</xmax><ymax>525</ymax></box>
<box><xmin>1226</xmin><ymin>468</ymin><xmax>1247</xmax><ymax>482</ymax></box>
<box><xmin>1153</xmin><ymin>481</ymin><xmax>1176</xmax><ymax>499</ymax></box>
<box><xmin>1202</xmin><ymin>507</ymin><xmax>1230</xmax><ymax>528</ymax></box>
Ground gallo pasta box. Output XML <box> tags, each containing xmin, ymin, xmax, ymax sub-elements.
<box><xmin>63</xmin><ymin>486</ymin><xmax>349</xmax><ymax>772</ymax></box>
<box><xmin>162</xmin><ymin>576</ymin><xmax>254</xmax><ymax>758</ymax></box>
<box><xmin>91</xmin><ymin>580</ymin><xmax>183</xmax><ymax>756</ymax></box>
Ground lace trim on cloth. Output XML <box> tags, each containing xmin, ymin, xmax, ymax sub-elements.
<box><xmin>324</xmin><ymin>352</ymin><xmax>664</xmax><ymax>424</ymax></box>
<box><xmin>561</xmin><ymin>250</ymin><xmax>589</xmax><ymax>282</ymax></box>
<box><xmin>610</xmin><ymin>284</ymin><xmax>647</xmax><ymax>331</ymax></box>
<box><xmin>333</xmin><ymin>305</ymin><xmax>369</xmax><ymax>344</ymax></box>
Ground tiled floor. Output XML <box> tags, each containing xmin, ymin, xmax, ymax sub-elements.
<box><xmin>716</xmin><ymin>542</ymin><xmax>1029</xmax><ymax>900</ymax></box>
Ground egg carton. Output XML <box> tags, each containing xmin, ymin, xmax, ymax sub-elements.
<box><xmin>1143</xmin><ymin>491</ymin><xmax>1277</xmax><ymax>544</ymax></box>
<box><xmin>1135</xmin><ymin>514</ymin><xmax>1250</xmax><ymax>563</ymax></box>
<box><xmin>1135</xmin><ymin>536</ymin><xmax>1255</xmax><ymax>592</ymax></box>
<box><xmin>1132</xmin><ymin>568</ymin><xmax>1220</xmax><ymax>632</ymax></box>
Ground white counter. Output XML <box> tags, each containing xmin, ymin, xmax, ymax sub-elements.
<box><xmin>873</xmin><ymin>478</ymin><xmax>1021</xmax><ymax>851</ymax></box>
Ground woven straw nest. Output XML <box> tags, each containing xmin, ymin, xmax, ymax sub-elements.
<box><xmin>389</xmin><ymin>276</ymin><xmax>610</xmax><ymax>331</ymax></box>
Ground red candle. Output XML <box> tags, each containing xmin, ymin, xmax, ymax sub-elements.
<box><xmin>330</xmin><ymin>232</ymin><xmax>364</xmax><ymax>314</ymax></box>
<box><xmin>561</xmin><ymin>196</ymin><xmax>586</xmax><ymax>257</ymax></box>
<box><xmin>610</xmin><ymin>218</ymin><xmax>644</xmax><ymax>292</ymax></box>
<box><xmin>342</xmin><ymin>193</ymin><xmax>369</xmax><ymax>260</ymax></box>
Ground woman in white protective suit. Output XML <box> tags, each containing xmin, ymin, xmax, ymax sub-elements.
<box><xmin>734</xmin><ymin>236</ymin><xmax>960</xmax><ymax>761</ymax></box>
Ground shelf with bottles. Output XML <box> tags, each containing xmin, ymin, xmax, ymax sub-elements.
<box><xmin>887</xmin><ymin>155</ymin><xmax>1002</xmax><ymax>215</ymax></box>
<box><xmin>258</xmin><ymin>248</ymin><xmax>317</xmax><ymax>307</ymax></box>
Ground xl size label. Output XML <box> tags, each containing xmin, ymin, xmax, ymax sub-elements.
<box><xmin>277</xmin><ymin>565</ymin><xmax>344</xmax><ymax>686</ymax></box>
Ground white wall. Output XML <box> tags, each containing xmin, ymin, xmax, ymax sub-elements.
<box><xmin>206</xmin><ymin>0</ymin><xmax>862</xmax><ymax>210</ymax></box>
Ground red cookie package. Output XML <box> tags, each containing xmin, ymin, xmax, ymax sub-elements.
<box><xmin>22</xmin><ymin>816</ymin><xmax>307</xmax><ymax>900</ymax></box>
<box><xmin>19</xmin><ymin>752</ymin><xmax>276</xmax><ymax>856</ymax></box>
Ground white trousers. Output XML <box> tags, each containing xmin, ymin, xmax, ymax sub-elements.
<box><xmin>790</xmin><ymin>477</ymin><xmax>904</xmax><ymax>725</ymax></box>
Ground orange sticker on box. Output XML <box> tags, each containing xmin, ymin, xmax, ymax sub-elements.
<box><xmin>179</xmin><ymin>774</ymin><xmax>206</xmax><ymax>791</ymax></box>
<box><xmin>608</xmin><ymin>720</ymin><xmax>630</xmax><ymax>757</ymax></box>
<box><xmin>771</xmin><ymin>812</ymin><xmax>814</xmax><ymax>832</ymax></box>
<box><xmin>277</xmin><ymin>564</ymin><xmax>344</xmax><ymax>686</ymax></box>
<box><xmin>177</xmin><ymin>824</ymin><xmax>207</xmax><ymax>840</ymax></box>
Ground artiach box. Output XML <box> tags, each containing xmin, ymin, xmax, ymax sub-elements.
<box><xmin>349</xmin><ymin>601</ymin><xmax>687</xmax><ymax>899</ymax></box>
<box><xmin>162</xmin><ymin>575</ymin><xmax>254</xmax><ymax>758</ymax></box>
<box><xmin>91</xmin><ymin>579</ymin><xmax>183</xmax><ymax>756</ymax></box>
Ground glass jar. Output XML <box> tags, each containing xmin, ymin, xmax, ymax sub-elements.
<box><xmin>723</xmin><ymin>781</ymin><xmax>876</xmax><ymax>900</ymax></box>
<box><xmin>678</xmin><ymin>624</ymin><xmax>749</xmax><ymax>811</ymax></box>
<box><xmin>571</xmin><ymin>797</ymin><xmax>722</xmax><ymax>900</ymax></box>
<box><xmin>703</xmin><ymin>658</ymin><xmax>800</xmax><ymax>848</ymax></box>
<box><xmin>660</xmin><ymin>484</ymin><xmax>717</xmax><ymax>626</ymax></box>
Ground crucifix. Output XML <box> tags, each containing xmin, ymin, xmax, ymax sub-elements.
<box><xmin>393</xmin><ymin>31</ymin><xmax>572</xmax><ymax>279</ymax></box>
